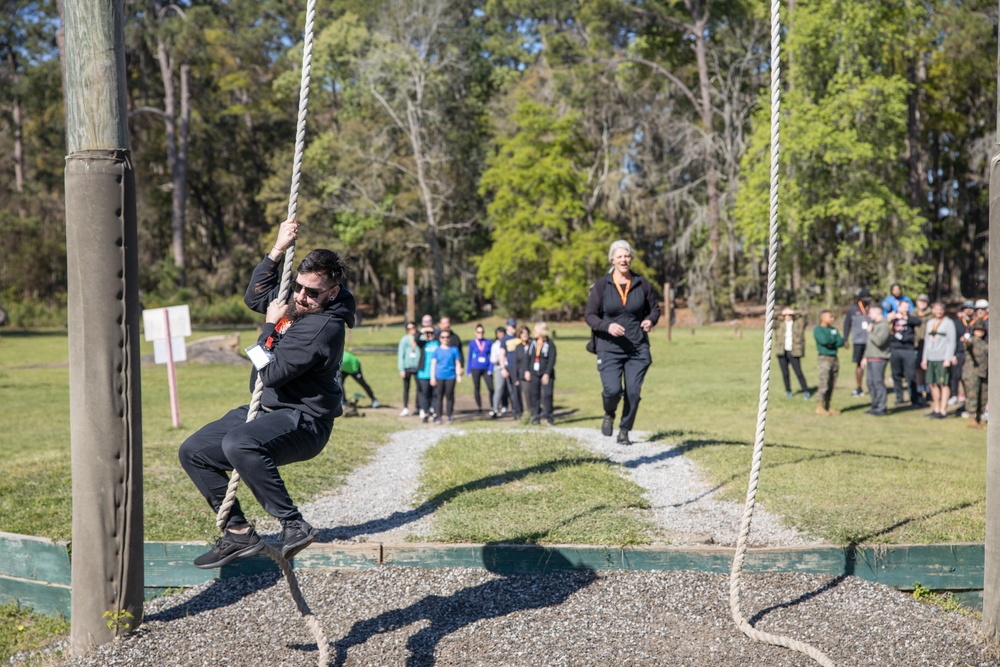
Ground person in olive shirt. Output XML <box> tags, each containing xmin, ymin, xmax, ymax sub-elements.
<box><xmin>814</xmin><ymin>310</ymin><xmax>844</xmax><ymax>415</ymax></box>
<box><xmin>861</xmin><ymin>307</ymin><xmax>891</xmax><ymax>416</ymax></box>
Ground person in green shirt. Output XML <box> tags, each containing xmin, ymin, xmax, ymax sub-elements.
<box><xmin>339</xmin><ymin>350</ymin><xmax>379</xmax><ymax>408</ymax></box>
<box><xmin>813</xmin><ymin>310</ymin><xmax>844</xmax><ymax>416</ymax></box>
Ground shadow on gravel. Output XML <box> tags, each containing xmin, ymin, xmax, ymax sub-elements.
<box><xmin>316</xmin><ymin>457</ymin><xmax>607</xmax><ymax>542</ymax></box>
<box><xmin>327</xmin><ymin>546</ymin><xmax>598</xmax><ymax>666</ymax></box>
<box><xmin>144</xmin><ymin>570</ymin><xmax>282</xmax><ymax>622</ymax></box>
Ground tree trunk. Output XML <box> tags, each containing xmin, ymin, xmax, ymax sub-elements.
<box><xmin>404</xmin><ymin>98</ymin><xmax>444</xmax><ymax>311</ymax></box>
<box><xmin>691</xmin><ymin>3</ymin><xmax>721</xmax><ymax>286</ymax></box>
<box><xmin>153</xmin><ymin>11</ymin><xmax>190</xmax><ymax>287</ymax></box>
<box><xmin>7</xmin><ymin>48</ymin><xmax>25</xmax><ymax>216</ymax></box>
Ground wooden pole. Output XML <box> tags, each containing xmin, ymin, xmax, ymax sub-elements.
<box><xmin>664</xmin><ymin>282</ymin><xmax>672</xmax><ymax>342</ymax></box>
<box><xmin>64</xmin><ymin>0</ymin><xmax>144</xmax><ymax>654</ymax></box>
<box><xmin>406</xmin><ymin>266</ymin><xmax>416</xmax><ymax>324</ymax></box>
<box><xmin>984</xmin><ymin>8</ymin><xmax>1000</xmax><ymax>639</ymax></box>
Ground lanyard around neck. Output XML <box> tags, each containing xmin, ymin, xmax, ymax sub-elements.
<box><xmin>614</xmin><ymin>277</ymin><xmax>631</xmax><ymax>306</ymax></box>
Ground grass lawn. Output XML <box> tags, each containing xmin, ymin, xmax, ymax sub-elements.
<box><xmin>0</xmin><ymin>319</ymin><xmax>988</xmax><ymax>662</ymax></box>
<box><xmin>0</xmin><ymin>321</ymin><xmax>987</xmax><ymax>546</ymax></box>
<box><xmin>416</xmin><ymin>431</ymin><xmax>652</xmax><ymax>545</ymax></box>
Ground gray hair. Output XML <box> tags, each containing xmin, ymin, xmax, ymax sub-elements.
<box><xmin>608</xmin><ymin>239</ymin><xmax>635</xmax><ymax>263</ymax></box>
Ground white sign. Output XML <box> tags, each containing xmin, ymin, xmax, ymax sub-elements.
<box><xmin>143</xmin><ymin>305</ymin><xmax>192</xmax><ymax>341</ymax></box>
<box><xmin>153</xmin><ymin>337</ymin><xmax>187</xmax><ymax>364</ymax></box>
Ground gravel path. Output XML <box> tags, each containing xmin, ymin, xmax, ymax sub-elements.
<box><xmin>38</xmin><ymin>422</ymin><xmax>996</xmax><ymax>667</ymax></box>
<box><xmin>552</xmin><ymin>426</ymin><xmax>818</xmax><ymax>547</ymax></box>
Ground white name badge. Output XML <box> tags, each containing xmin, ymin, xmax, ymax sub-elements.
<box><xmin>246</xmin><ymin>344</ymin><xmax>275</xmax><ymax>370</ymax></box>
<box><xmin>533</xmin><ymin>361</ymin><xmax>540</xmax><ymax>372</ymax></box>
<box><xmin>861</xmin><ymin>322</ymin><xmax>869</xmax><ymax>330</ymax></box>
<box><xmin>478</xmin><ymin>356</ymin><xmax>486</xmax><ymax>363</ymax></box>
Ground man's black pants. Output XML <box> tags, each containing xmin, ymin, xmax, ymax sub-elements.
<box><xmin>179</xmin><ymin>405</ymin><xmax>331</xmax><ymax>527</ymax></box>
<box><xmin>890</xmin><ymin>347</ymin><xmax>919</xmax><ymax>403</ymax></box>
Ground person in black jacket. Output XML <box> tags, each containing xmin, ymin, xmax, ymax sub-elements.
<box><xmin>179</xmin><ymin>218</ymin><xmax>356</xmax><ymax>568</ymax></box>
<box><xmin>523</xmin><ymin>322</ymin><xmax>557</xmax><ymax>424</ymax></box>
<box><xmin>584</xmin><ymin>239</ymin><xmax>660</xmax><ymax>445</ymax></box>
<box><xmin>887</xmin><ymin>300</ymin><xmax>924</xmax><ymax>407</ymax></box>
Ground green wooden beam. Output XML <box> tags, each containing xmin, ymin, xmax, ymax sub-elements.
<box><xmin>0</xmin><ymin>536</ymin><xmax>988</xmax><ymax>620</ymax></box>
<box><xmin>0</xmin><ymin>532</ymin><xmax>71</xmax><ymax>585</ymax></box>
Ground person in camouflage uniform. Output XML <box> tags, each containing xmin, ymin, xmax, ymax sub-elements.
<box><xmin>964</xmin><ymin>320</ymin><xmax>988</xmax><ymax>429</ymax></box>
<box><xmin>912</xmin><ymin>293</ymin><xmax>932</xmax><ymax>404</ymax></box>
<box><xmin>813</xmin><ymin>309</ymin><xmax>844</xmax><ymax>415</ymax></box>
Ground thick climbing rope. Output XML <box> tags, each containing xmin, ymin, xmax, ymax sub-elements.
<box><xmin>727</xmin><ymin>1</ymin><xmax>836</xmax><ymax>666</ymax></box>
<box><xmin>212</xmin><ymin>0</ymin><xmax>329</xmax><ymax>664</ymax></box>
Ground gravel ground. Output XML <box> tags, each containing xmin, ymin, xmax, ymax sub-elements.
<box><xmin>37</xmin><ymin>421</ymin><xmax>997</xmax><ymax>666</ymax></box>
<box><xmin>52</xmin><ymin>569</ymin><xmax>994</xmax><ymax>666</ymax></box>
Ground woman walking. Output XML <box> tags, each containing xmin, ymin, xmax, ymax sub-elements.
<box><xmin>523</xmin><ymin>322</ymin><xmax>557</xmax><ymax>424</ymax></box>
<box><xmin>397</xmin><ymin>321</ymin><xmax>421</xmax><ymax>415</ymax></box>
<box><xmin>774</xmin><ymin>307</ymin><xmax>811</xmax><ymax>398</ymax></box>
<box><xmin>584</xmin><ymin>239</ymin><xmax>660</xmax><ymax>445</ymax></box>
<box><xmin>430</xmin><ymin>330</ymin><xmax>463</xmax><ymax>423</ymax></box>
<box><xmin>466</xmin><ymin>324</ymin><xmax>494</xmax><ymax>414</ymax></box>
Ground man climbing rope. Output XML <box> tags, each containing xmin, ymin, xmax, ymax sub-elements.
<box><xmin>179</xmin><ymin>218</ymin><xmax>356</xmax><ymax>568</ymax></box>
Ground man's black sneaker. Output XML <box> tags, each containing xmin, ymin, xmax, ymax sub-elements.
<box><xmin>601</xmin><ymin>414</ymin><xmax>614</xmax><ymax>437</ymax></box>
<box><xmin>617</xmin><ymin>429</ymin><xmax>633</xmax><ymax>446</ymax></box>
<box><xmin>194</xmin><ymin>526</ymin><xmax>263</xmax><ymax>569</ymax></box>
<box><xmin>280</xmin><ymin>519</ymin><xmax>319</xmax><ymax>560</ymax></box>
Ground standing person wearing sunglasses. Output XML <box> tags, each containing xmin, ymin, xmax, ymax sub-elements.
<box><xmin>466</xmin><ymin>324</ymin><xmax>494</xmax><ymax>414</ymax></box>
<box><xmin>430</xmin><ymin>330</ymin><xmax>463</xmax><ymax>423</ymax></box>
<box><xmin>179</xmin><ymin>218</ymin><xmax>356</xmax><ymax>568</ymax></box>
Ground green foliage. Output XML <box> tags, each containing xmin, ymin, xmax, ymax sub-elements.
<box><xmin>911</xmin><ymin>582</ymin><xmax>966</xmax><ymax>614</ymax></box>
<box><xmin>476</xmin><ymin>97</ymin><xmax>616</xmax><ymax>318</ymax></box>
<box><xmin>438</xmin><ymin>280</ymin><xmax>479</xmax><ymax>323</ymax></box>
<box><xmin>102</xmin><ymin>609</ymin><xmax>134</xmax><ymax>632</ymax></box>
<box><xmin>735</xmin><ymin>0</ymin><xmax>933</xmax><ymax>302</ymax></box>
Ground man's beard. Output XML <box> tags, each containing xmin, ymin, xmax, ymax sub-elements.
<box><xmin>287</xmin><ymin>299</ymin><xmax>324</xmax><ymax>321</ymax></box>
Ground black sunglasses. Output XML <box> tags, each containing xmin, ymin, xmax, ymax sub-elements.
<box><xmin>292</xmin><ymin>279</ymin><xmax>332</xmax><ymax>300</ymax></box>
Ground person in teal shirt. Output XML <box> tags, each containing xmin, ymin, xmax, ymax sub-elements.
<box><xmin>339</xmin><ymin>350</ymin><xmax>379</xmax><ymax>408</ymax></box>
<box><xmin>397</xmin><ymin>322</ymin><xmax>421</xmax><ymax>416</ymax></box>
<box><xmin>813</xmin><ymin>310</ymin><xmax>844</xmax><ymax>415</ymax></box>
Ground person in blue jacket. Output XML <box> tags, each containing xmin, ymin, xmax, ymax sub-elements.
<box><xmin>466</xmin><ymin>323</ymin><xmax>494</xmax><ymax>414</ymax></box>
<box><xmin>881</xmin><ymin>283</ymin><xmax>914</xmax><ymax>315</ymax></box>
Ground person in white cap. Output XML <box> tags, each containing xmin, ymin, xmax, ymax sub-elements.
<box><xmin>773</xmin><ymin>306</ymin><xmax>810</xmax><ymax>399</ymax></box>
<box><xmin>975</xmin><ymin>299</ymin><xmax>989</xmax><ymax>343</ymax></box>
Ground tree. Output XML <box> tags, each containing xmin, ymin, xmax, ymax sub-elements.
<box><xmin>735</xmin><ymin>0</ymin><xmax>930</xmax><ymax>303</ymax></box>
<box><xmin>477</xmin><ymin>95</ymin><xmax>618</xmax><ymax>318</ymax></box>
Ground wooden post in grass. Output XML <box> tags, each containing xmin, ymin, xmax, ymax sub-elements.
<box><xmin>664</xmin><ymin>282</ymin><xmax>672</xmax><ymax>342</ymax></box>
<box><xmin>64</xmin><ymin>0</ymin><xmax>144</xmax><ymax>654</ymax></box>
<box><xmin>984</xmin><ymin>20</ymin><xmax>1000</xmax><ymax>640</ymax></box>
<box><xmin>406</xmin><ymin>266</ymin><xmax>416</xmax><ymax>324</ymax></box>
